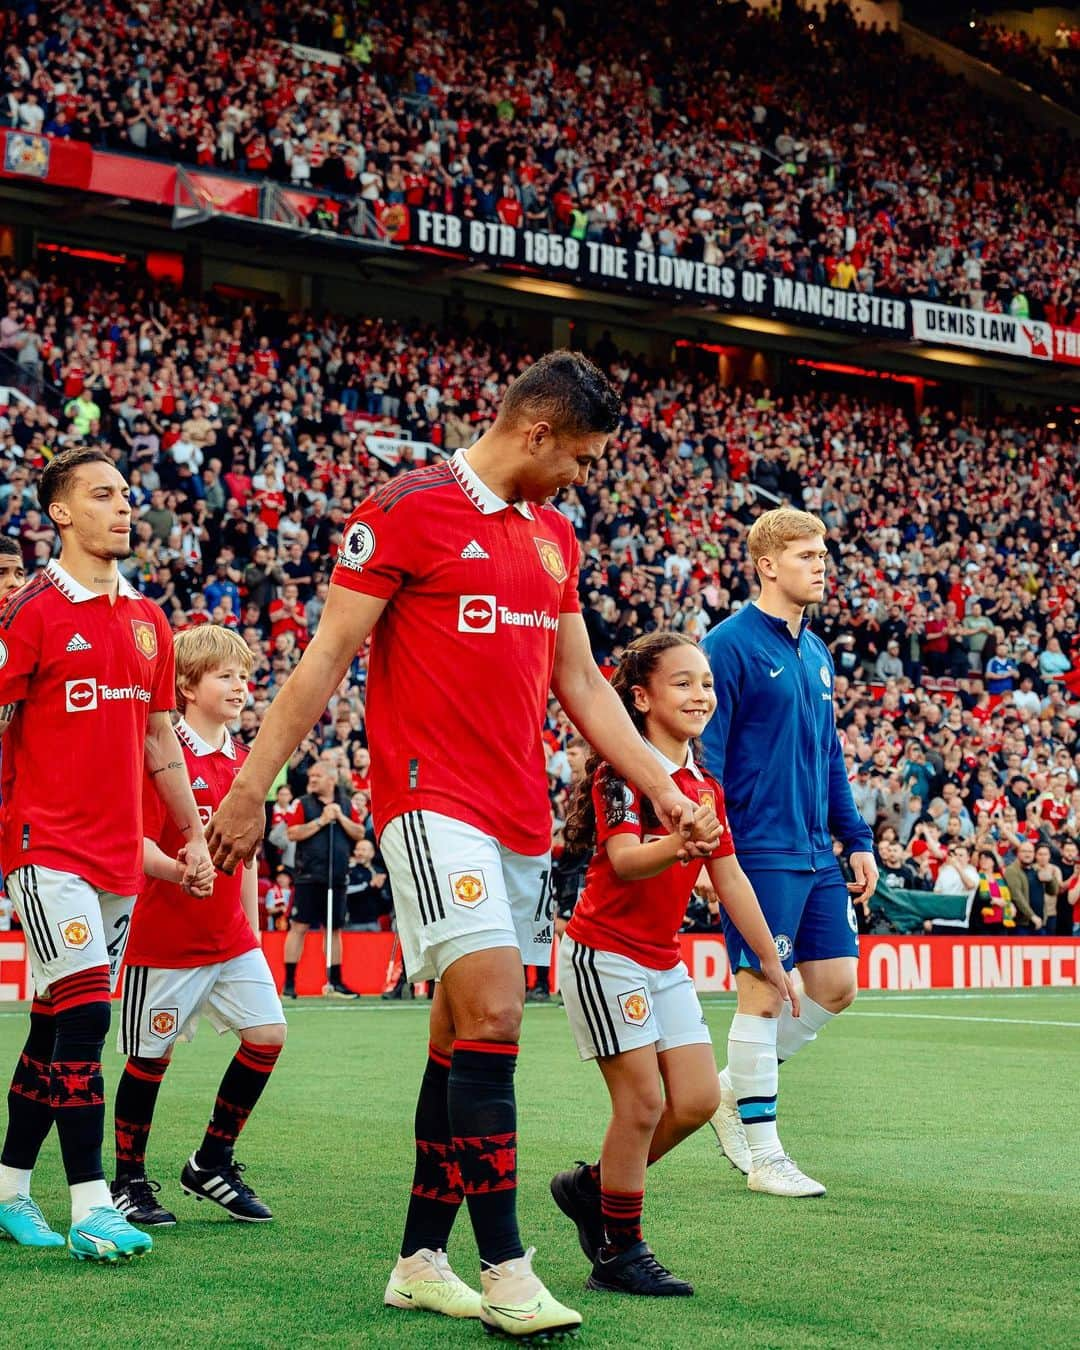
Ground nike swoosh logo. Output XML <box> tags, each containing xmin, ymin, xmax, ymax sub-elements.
<box><xmin>485</xmin><ymin>1302</ymin><xmax>541</xmax><ymax>1320</ymax></box>
<box><xmin>769</xmin><ymin>667</ymin><xmax>784</xmax><ymax>678</ymax></box>
<box><xmin>391</xmin><ymin>1289</ymin><xmax>413</xmax><ymax>1301</ymax></box>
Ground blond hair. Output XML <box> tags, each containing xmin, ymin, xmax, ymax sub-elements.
<box><xmin>747</xmin><ymin>507</ymin><xmax>826</xmax><ymax>572</ymax></box>
<box><xmin>174</xmin><ymin>625</ymin><xmax>254</xmax><ymax>708</ymax></box>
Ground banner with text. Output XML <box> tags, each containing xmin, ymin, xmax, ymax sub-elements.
<box><xmin>911</xmin><ymin>300</ymin><xmax>1053</xmax><ymax>362</ymax></box>
<box><xmin>675</xmin><ymin>934</ymin><xmax>1080</xmax><ymax>993</ymax></box>
<box><xmin>408</xmin><ymin>209</ymin><xmax>910</xmax><ymax>340</ymax></box>
<box><xmin>1052</xmin><ymin>327</ymin><xmax>1080</xmax><ymax>367</ymax></box>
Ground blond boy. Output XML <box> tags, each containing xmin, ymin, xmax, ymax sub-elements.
<box><xmin>112</xmin><ymin>626</ymin><xmax>286</xmax><ymax>1226</ymax></box>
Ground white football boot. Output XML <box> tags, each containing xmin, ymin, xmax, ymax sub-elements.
<box><xmin>708</xmin><ymin>1073</ymin><xmax>752</xmax><ymax>1175</ymax></box>
<box><xmin>384</xmin><ymin>1246</ymin><xmax>483</xmax><ymax>1318</ymax></box>
<box><xmin>747</xmin><ymin>1154</ymin><xmax>826</xmax><ymax>1198</ymax></box>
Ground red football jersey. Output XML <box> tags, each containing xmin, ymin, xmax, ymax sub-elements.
<box><xmin>126</xmin><ymin>718</ymin><xmax>257</xmax><ymax>968</ymax></box>
<box><xmin>0</xmin><ymin>562</ymin><xmax>175</xmax><ymax>895</ymax></box>
<box><xmin>1039</xmin><ymin>796</ymin><xmax>1069</xmax><ymax>829</ymax></box>
<box><xmin>567</xmin><ymin>745</ymin><xmax>735</xmax><ymax>970</ymax></box>
<box><xmin>330</xmin><ymin>451</ymin><xmax>581</xmax><ymax>854</ymax></box>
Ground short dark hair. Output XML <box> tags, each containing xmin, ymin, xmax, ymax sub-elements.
<box><xmin>498</xmin><ymin>350</ymin><xmax>621</xmax><ymax>437</ymax></box>
<box><xmin>0</xmin><ymin>536</ymin><xmax>21</xmax><ymax>559</ymax></box>
<box><xmin>38</xmin><ymin>447</ymin><xmax>115</xmax><ymax>522</ymax></box>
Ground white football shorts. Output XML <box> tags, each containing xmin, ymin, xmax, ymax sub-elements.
<box><xmin>118</xmin><ymin>948</ymin><xmax>285</xmax><ymax>1057</ymax></box>
<box><xmin>558</xmin><ymin>935</ymin><xmax>711</xmax><ymax>1061</ymax></box>
<box><xmin>7</xmin><ymin>864</ymin><xmax>134</xmax><ymax>996</ymax></box>
<box><xmin>379</xmin><ymin>810</ymin><xmax>553</xmax><ymax>983</ymax></box>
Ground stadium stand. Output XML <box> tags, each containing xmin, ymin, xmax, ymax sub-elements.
<box><xmin>943</xmin><ymin>18</ymin><xmax>1079</xmax><ymax>109</ymax></box>
<box><xmin>1</xmin><ymin>1</ymin><xmax>1077</xmax><ymax>322</ymax></box>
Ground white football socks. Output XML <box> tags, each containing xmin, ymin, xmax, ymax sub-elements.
<box><xmin>70</xmin><ymin>1179</ymin><xmax>114</xmax><ymax>1225</ymax></box>
<box><xmin>725</xmin><ymin>1013</ymin><xmax>780</xmax><ymax>1168</ymax></box>
<box><xmin>0</xmin><ymin>1163</ymin><xmax>32</xmax><ymax>1203</ymax></box>
<box><xmin>776</xmin><ymin>995</ymin><xmax>836</xmax><ymax>1063</ymax></box>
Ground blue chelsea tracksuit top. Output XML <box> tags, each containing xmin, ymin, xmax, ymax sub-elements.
<box><xmin>700</xmin><ymin>603</ymin><xmax>873</xmax><ymax>871</ymax></box>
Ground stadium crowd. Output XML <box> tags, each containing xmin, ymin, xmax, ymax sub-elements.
<box><xmin>944</xmin><ymin>19</ymin><xmax>1079</xmax><ymax>110</ymax></box>
<box><xmin>1</xmin><ymin>253</ymin><xmax>1079</xmax><ymax>935</ymax></box>
<box><xmin>1</xmin><ymin>1</ymin><xmax>1078</xmax><ymax>324</ymax></box>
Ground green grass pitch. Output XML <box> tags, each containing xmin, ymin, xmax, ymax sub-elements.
<box><xmin>1</xmin><ymin>991</ymin><xmax>1078</xmax><ymax>1349</ymax></box>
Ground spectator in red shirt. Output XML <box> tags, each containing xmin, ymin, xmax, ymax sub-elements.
<box><xmin>224</xmin><ymin>460</ymin><xmax>253</xmax><ymax>505</ymax></box>
<box><xmin>251</xmin><ymin>340</ymin><xmax>278</xmax><ymax>381</ymax></box>
<box><xmin>922</xmin><ymin>608</ymin><xmax>950</xmax><ymax>678</ymax></box>
<box><xmin>497</xmin><ymin>190</ymin><xmax>524</xmax><ymax>228</ymax></box>
<box><xmin>268</xmin><ymin>583</ymin><xmax>309</xmax><ymax>648</ymax></box>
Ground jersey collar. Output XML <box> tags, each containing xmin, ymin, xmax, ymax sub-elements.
<box><xmin>46</xmin><ymin>559</ymin><xmax>141</xmax><ymax>603</ymax></box>
<box><xmin>175</xmin><ymin>717</ymin><xmax>236</xmax><ymax>759</ymax></box>
<box><xmin>643</xmin><ymin>737</ymin><xmax>704</xmax><ymax>781</ymax></box>
<box><xmin>450</xmin><ymin>449</ymin><xmax>534</xmax><ymax>519</ymax></box>
<box><xmin>750</xmin><ymin>601</ymin><xmax>810</xmax><ymax>641</ymax></box>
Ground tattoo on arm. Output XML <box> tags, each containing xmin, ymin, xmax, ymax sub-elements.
<box><xmin>149</xmin><ymin>760</ymin><xmax>184</xmax><ymax>778</ymax></box>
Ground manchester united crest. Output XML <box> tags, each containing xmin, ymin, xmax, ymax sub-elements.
<box><xmin>5</xmin><ymin>133</ymin><xmax>50</xmax><ymax>180</ymax></box>
<box><xmin>618</xmin><ymin>988</ymin><xmax>651</xmax><ymax>1026</ymax></box>
<box><xmin>699</xmin><ymin>790</ymin><xmax>716</xmax><ymax>814</ymax></box>
<box><xmin>59</xmin><ymin>916</ymin><xmax>92</xmax><ymax>950</ymax></box>
<box><xmin>380</xmin><ymin>203</ymin><xmax>408</xmax><ymax>238</ymax></box>
<box><xmin>149</xmin><ymin>1008</ymin><xmax>178</xmax><ymax>1038</ymax></box>
<box><xmin>450</xmin><ymin>870</ymin><xmax>488</xmax><ymax>908</ymax></box>
<box><xmin>534</xmin><ymin>537</ymin><xmax>567</xmax><ymax>584</ymax></box>
<box><xmin>131</xmin><ymin>619</ymin><xmax>158</xmax><ymax>660</ymax></box>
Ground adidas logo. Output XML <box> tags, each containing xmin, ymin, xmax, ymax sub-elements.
<box><xmin>66</xmin><ymin>633</ymin><xmax>92</xmax><ymax>652</ymax></box>
<box><xmin>460</xmin><ymin>540</ymin><xmax>490</xmax><ymax>560</ymax></box>
<box><xmin>191</xmin><ymin>776</ymin><xmax>209</xmax><ymax>790</ymax></box>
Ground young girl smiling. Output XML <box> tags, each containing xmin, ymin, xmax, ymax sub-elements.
<box><xmin>552</xmin><ymin>632</ymin><xmax>795</xmax><ymax>1297</ymax></box>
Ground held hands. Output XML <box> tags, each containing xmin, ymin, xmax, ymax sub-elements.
<box><xmin>655</xmin><ymin>788</ymin><xmax>721</xmax><ymax>862</ymax></box>
<box><xmin>690</xmin><ymin>803</ymin><xmax>722</xmax><ymax>850</ymax></box>
<box><xmin>177</xmin><ymin>842</ymin><xmax>215</xmax><ymax>897</ymax></box>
